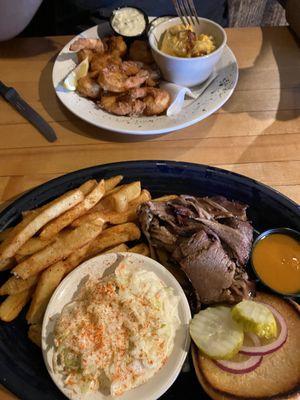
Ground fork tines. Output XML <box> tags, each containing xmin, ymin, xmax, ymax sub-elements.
<box><xmin>173</xmin><ymin>0</ymin><xmax>200</xmax><ymax>28</ymax></box>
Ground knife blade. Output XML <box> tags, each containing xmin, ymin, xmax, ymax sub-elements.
<box><xmin>0</xmin><ymin>81</ymin><xmax>57</xmax><ymax>142</ymax></box>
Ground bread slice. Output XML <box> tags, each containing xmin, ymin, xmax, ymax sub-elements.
<box><xmin>192</xmin><ymin>292</ymin><xmax>300</xmax><ymax>399</ymax></box>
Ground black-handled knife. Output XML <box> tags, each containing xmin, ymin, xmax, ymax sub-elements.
<box><xmin>0</xmin><ymin>81</ymin><xmax>57</xmax><ymax>142</ymax></box>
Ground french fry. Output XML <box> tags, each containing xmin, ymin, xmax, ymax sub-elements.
<box><xmin>128</xmin><ymin>243</ymin><xmax>150</xmax><ymax>256</ymax></box>
<box><xmin>78</xmin><ymin>179</ymin><xmax>97</xmax><ymax>195</ymax></box>
<box><xmin>40</xmin><ymin>181</ymin><xmax>97</xmax><ymax>212</ymax></box>
<box><xmin>63</xmin><ymin>243</ymin><xmax>91</xmax><ymax>274</ymax></box>
<box><xmin>12</xmin><ymin>219</ymin><xmax>104</xmax><ymax>279</ymax></box>
<box><xmin>0</xmin><ymin>189</ymin><xmax>84</xmax><ymax>260</ymax></box>
<box><xmin>103</xmin><ymin>188</ymin><xmax>151</xmax><ymax>224</ymax></box>
<box><xmin>90</xmin><ymin>182</ymin><xmax>127</xmax><ymax>212</ymax></box>
<box><xmin>39</xmin><ymin>180</ymin><xmax>105</xmax><ymax>240</ymax></box>
<box><xmin>71</xmin><ymin>189</ymin><xmax>151</xmax><ymax>227</ymax></box>
<box><xmin>22</xmin><ymin>180</ymin><xmax>97</xmax><ymax>221</ymax></box>
<box><xmin>152</xmin><ymin>194</ymin><xmax>178</xmax><ymax>202</ymax></box>
<box><xmin>63</xmin><ymin>249</ymin><xmax>89</xmax><ymax>274</ymax></box>
<box><xmin>19</xmin><ymin>180</ymin><xmax>95</xmax><ymax>226</ymax></box>
<box><xmin>0</xmin><ymin>228</ymin><xmax>13</xmax><ymax>242</ymax></box>
<box><xmin>26</xmin><ymin>261</ymin><xmax>66</xmax><ymax>324</ymax></box>
<box><xmin>129</xmin><ymin>189</ymin><xmax>151</xmax><ymax>206</ymax></box>
<box><xmin>0</xmin><ymin>215</ymin><xmax>38</xmax><ymax>268</ymax></box>
<box><xmin>28</xmin><ymin>324</ymin><xmax>42</xmax><ymax>347</ymax></box>
<box><xmin>104</xmin><ymin>210</ymin><xmax>136</xmax><ymax>225</ymax></box>
<box><xmin>93</xmin><ymin>188</ymin><xmax>125</xmax><ymax>212</ymax></box>
<box><xmin>0</xmin><ymin>214</ymin><xmax>37</xmax><ymax>263</ymax></box>
<box><xmin>20</xmin><ymin>209</ymin><xmax>41</xmax><ymax>223</ymax></box>
<box><xmin>99</xmin><ymin>182</ymin><xmax>141</xmax><ymax>212</ymax></box>
<box><xmin>110</xmin><ymin>181</ymin><xmax>141</xmax><ymax>212</ymax></box>
<box><xmin>0</xmin><ymin>275</ymin><xmax>39</xmax><ymax>296</ymax></box>
<box><xmin>0</xmin><ymin>289</ymin><xmax>32</xmax><ymax>322</ymax></box>
<box><xmin>0</xmin><ymin>257</ymin><xmax>16</xmax><ymax>272</ymax></box>
<box><xmin>103</xmin><ymin>184</ymin><xmax>125</xmax><ymax>199</ymax></box>
<box><xmin>104</xmin><ymin>243</ymin><xmax>129</xmax><ymax>254</ymax></box>
<box><xmin>16</xmin><ymin>229</ymin><xmax>73</xmax><ymax>262</ymax></box>
<box><xmin>104</xmin><ymin>175</ymin><xmax>123</xmax><ymax>192</ymax></box>
<box><xmin>26</xmin><ymin>244</ymin><xmax>91</xmax><ymax>324</ymax></box>
<box><xmin>21</xmin><ymin>210</ymin><xmax>34</xmax><ymax>218</ymax></box>
<box><xmin>70</xmin><ymin>211</ymin><xmax>103</xmax><ymax>228</ymax></box>
<box><xmin>15</xmin><ymin>254</ymin><xmax>26</xmax><ymax>264</ymax></box>
<box><xmin>85</xmin><ymin>222</ymin><xmax>141</xmax><ymax>259</ymax></box>
<box><xmin>16</xmin><ymin>236</ymin><xmax>54</xmax><ymax>257</ymax></box>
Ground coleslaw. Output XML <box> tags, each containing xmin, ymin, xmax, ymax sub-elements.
<box><xmin>53</xmin><ymin>258</ymin><xmax>180</xmax><ymax>396</ymax></box>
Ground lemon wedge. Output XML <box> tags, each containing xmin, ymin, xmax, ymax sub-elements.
<box><xmin>190</xmin><ymin>306</ymin><xmax>244</xmax><ymax>360</ymax></box>
<box><xmin>63</xmin><ymin>57</ymin><xmax>89</xmax><ymax>91</ymax></box>
<box><xmin>231</xmin><ymin>300</ymin><xmax>277</xmax><ymax>339</ymax></box>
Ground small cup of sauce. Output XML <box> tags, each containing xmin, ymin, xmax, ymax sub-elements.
<box><xmin>110</xmin><ymin>6</ymin><xmax>149</xmax><ymax>39</ymax></box>
<box><xmin>251</xmin><ymin>228</ymin><xmax>300</xmax><ymax>297</ymax></box>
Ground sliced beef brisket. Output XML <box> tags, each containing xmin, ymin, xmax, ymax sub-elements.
<box><xmin>138</xmin><ymin>195</ymin><xmax>254</xmax><ymax>304</ymax></box>
<box><xmin>173</xmin><ymin>231</ymin><xmax>236</xmax><ymax>304</ymax></box>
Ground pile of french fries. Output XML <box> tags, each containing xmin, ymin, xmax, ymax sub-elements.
<box><xmin>0</xmin><ymin>176</ymin><xmax>154</xmax><ymax>347</ymax></box>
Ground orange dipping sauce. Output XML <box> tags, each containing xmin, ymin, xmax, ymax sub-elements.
<box><xmin>252</xmin><ymin>233</ymin><xmax>300</xmax><ymax>295</ymax></box>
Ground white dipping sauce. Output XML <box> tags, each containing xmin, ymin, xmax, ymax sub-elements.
<box><xmin>112</xmin><ymin>7</ymin><xmax>146</xmax><ymax>37</ymax></box>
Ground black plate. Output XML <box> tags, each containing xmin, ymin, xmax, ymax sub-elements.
<box><xmin>0</xmin><ymin>160</ymin><xmax>299</xmax><ymax>400</ymax></box>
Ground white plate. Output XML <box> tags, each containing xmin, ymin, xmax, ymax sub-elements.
<box><xmin>42</xmin><ymin>252</ymin><xmax>191</xmax><ymax>400</ymax></box>
<box><xmin>52</xmin><ymin>22</ymin><xmax>238</xmax><ymax>135</ymax></box>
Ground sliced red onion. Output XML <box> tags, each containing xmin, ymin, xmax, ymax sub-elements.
<box><xmin>240</xmin><ymin>303</ymin><xmax>288</xmax><ymax>356</ymax></box>
<box><xmin>214</xmin><ymin>334</ymin><xmax>262</xmax><ymax>374</ymax></box>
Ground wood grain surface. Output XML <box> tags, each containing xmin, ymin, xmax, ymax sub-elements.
<box><xmin>0</xmin><ymin>26</ymin><xmax>299</xmax><ymax>399</ymax></box>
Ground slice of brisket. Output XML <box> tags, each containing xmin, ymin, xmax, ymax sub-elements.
<box><xmin>195</xmin><ymin>217</ymin><xmax>253</xmax><ymax>266</ymax></box>
<box><xmin>173</xmin><ymin>230</ymin><xmax>237</xmax><ymax>304</ymax></box>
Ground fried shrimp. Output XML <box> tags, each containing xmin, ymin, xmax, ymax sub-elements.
<box><xmin>103</xmin><ymin>35</ymin><xmax>127</xmax><ymax>57</ymax></box>
<box><xmin>129</xmin><ymin>40</ymin><xmax>154</xmax><ymax>64</ymax></box>
<box><xmin>121</xmin><ymin>61</ymin><xmax>161</xmax><ymax>86</ymax></box>
<box><xmin>98</xmin><ymin>63</ymin><xmax>149</xmax><ymax>92</ymax></box>
<box><xmin>90</xmin><ymin>53</ymin><xmax>122</xmax><ymax>73</ymax></box>
<box><xmin>121</xmin><ymin>61</ymin><xmax>143</xmax><ymax>75</ymax></box>
<box><xmin>68</xmin><ymin>33</ymin><xmax>171</xmax><ymax>118</ymax></box>
<box><xmin>99</xmin><ymin>93</ymin><xmax>145</xmax><ymax>116</ymax></box>
<box><xmin>143</xmin><ymin>65</ymin><xmax>161</xmax><ymax>87</ymax></box>
<box><xmin>77</xmin><ymin>76</ymin><xmax>101</xmax><ymax>99</ymax></box>
<box><xmin>69</xmin><ymin>38</ymin><xmax>105</xmax><ymax>53</ymax></box>
<box><xmin>77</xmin><ymin>49</ymin><xmax>95</xmax><ymax>63</ymax></box>
<box><xmin>100</xmin><ymin>87</ymin><xmax>170</xmax><ymax>116</ymax></box>
<box><xmin>88</xmin><ymin>70</ymin><xmax>99</xmax><ymax>79</ymax></box>
<box><xmin>130</xmin><ymin>87</ymin><xmax>170</xmax><ymax>115</ymax></box>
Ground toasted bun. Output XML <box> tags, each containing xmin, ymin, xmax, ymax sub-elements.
<box><xmin>192</xmin><ymin>292</ymin><xmax>300</xmax><ymax>399</ymax></box>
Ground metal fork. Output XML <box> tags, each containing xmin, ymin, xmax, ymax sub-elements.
<box><xmin>172</xmin><ymin>0</ymin><xmax>201</xmax><ymax>29</ymax></box>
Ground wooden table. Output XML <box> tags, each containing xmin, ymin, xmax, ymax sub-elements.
<box><xmin>0</xmin><ymin>26</ymin><xmax>299</xmax><ymax>399</ymax></box>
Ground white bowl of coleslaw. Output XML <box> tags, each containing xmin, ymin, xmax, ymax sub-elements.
<box><xmin>42</xmin><ymin>252</ymin><xmax>191</xmax><ymax>400</ymax></box>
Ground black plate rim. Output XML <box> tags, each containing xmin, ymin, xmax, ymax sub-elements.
<box><xmin>0</xmin><ymin>160</ymin><xmax>299</xmax><ymax>229</ymax></box>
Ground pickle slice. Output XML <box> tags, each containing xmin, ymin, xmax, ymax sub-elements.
<box><xmin>231</xmin><ymin>300</ymin><xmax>277</xmax><ymax>339</ymax></box>
<box><xmin>189</xmin><ymin>306</ymin><xmax>244</xmax><ymax>360</ymax></box>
